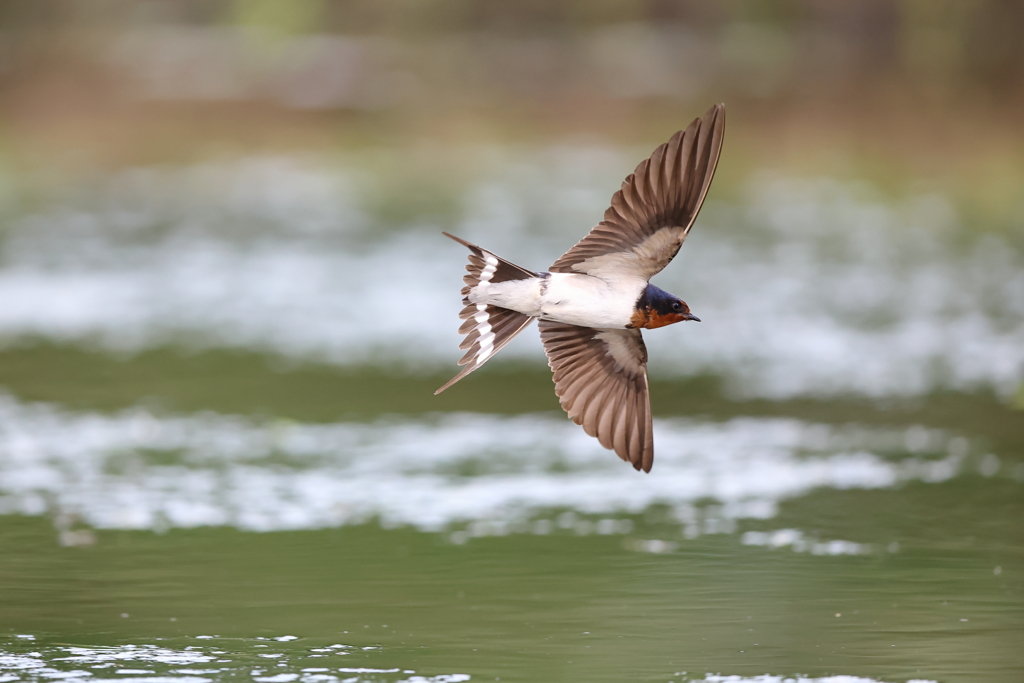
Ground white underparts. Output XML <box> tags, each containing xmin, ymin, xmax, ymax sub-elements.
<box><xmin>469</xmin><ymin>271</ymin><xmax>642</xmax><ymax>329</ymax></box>
<box><xmin>538</xmin><ymin>273</ymin><xmax>644</xmax><ymax>329</ymax></box>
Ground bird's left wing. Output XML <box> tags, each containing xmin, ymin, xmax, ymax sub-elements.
<box><xmin>539</xmin><ymin>320</ymin><xmax>653</xmax><ymax>472</ymax></box>
<box><xmin>550</xmin><ymin>103</ymin><xmax>725</xmax><ymax>283</ymax></box>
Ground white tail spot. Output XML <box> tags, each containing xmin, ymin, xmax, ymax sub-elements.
<box><xmin>475</xmin><ymin>253</ymin><xmax>499</xmax><ymax>294</ymax></box>
<box><xmin>473</xmin><ymin>304</ymin><xmax>495</xmax><ymax>363</ymax></box>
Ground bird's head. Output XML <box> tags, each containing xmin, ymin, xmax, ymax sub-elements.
<box><xmin>633</xmin><ymin>284</ymin><xmax>700</xmax><ymax>329</ymax></box>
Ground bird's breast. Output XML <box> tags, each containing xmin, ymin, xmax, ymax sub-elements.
<box><xmin>538</xmin><ymin>273</ymin><xmax>643</xmax><ymax>329</ymax></box>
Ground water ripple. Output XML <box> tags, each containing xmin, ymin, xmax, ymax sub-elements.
<box><xmin>0</xmin><ymin>396</ymin><xmax>977</xmax><ymax>541</ymax></box>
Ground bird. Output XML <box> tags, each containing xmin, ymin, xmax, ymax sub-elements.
<box><xmin>435</xmin><ymin>103</ymin><xmax>726</xmax><ymax>472</ymax></box>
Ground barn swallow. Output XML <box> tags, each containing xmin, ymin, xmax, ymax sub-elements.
<box><xmin>436</xmin><ymin>104</ymin><xmax>725</xmax><ymax>472</ymax></box>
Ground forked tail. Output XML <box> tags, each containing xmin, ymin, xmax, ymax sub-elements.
<box><xmin>435</xmin><ymin>232</ymin><xmax>537</xmax><ymax>394</ymax></box>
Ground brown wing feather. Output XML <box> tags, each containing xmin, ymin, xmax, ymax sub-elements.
<box><xmin>549</xmin><ymin>103</ymin><xmax>725</xmax><ymax>281</ymax></box>
<box><xmin>539</xmin><ymin>320</ymin><xmax>654</xmax><ymax>472</ymax></box>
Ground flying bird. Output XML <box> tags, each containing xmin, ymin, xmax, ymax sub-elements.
<box><xmin>436</xmin><ymin>103</ymin><xmax>725</xmax><ymax>472</ymax></box>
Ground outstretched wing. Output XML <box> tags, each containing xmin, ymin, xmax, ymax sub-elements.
<box><xmin>539</xmin><ymin>320</ymin><xmax>654</xmax><ymax>472</ymax></box>
<box><xmin>550</xmin><ymin>103</ymin><xmax>725</xmax><ymax>283</ymax></box>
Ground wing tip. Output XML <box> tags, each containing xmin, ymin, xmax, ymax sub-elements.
<box><xmin>442</xmin><ymin>231</ymin><xmax>473</xmax><ymax>249</ymax></box>
<box><xmin>641</xmin><ymin>452</ymin><xmax>653</xmax><ymax>473</ymax></box>
<box><xmin>705</xmin><ymin>103</ymin><xmax>726</xmax><ymax>139</ymax></box>
<box><xmin>435</xmin><ymin>368</ymin><xmax>471</xmax><ymax>395</ymax></box>
<box><xmin>630</xmin><ymin>447</ymin><xmax>653</xmax><ymax>473</ymax></box>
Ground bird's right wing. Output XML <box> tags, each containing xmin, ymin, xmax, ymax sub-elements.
<box><xmin>539</xmin><ymin>320</ymin><xmax>653</xmax><ymax>472</ymax></box>
<box><xmin>549</xmin><ymin>103</ymin><xmax>725</xmax><ymax>283</ymax></box>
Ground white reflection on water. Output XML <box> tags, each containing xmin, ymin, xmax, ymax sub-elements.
<box><xmin>0</xmin><ymin>155</ymin><xmax>1022</xmax><ymax>399</ymax></box>
<box><xmin>740</xmin><ymin>529</ymin><xmax>872</xmax><ymax>555</ymax></box>
<box><xmin>0</xmin><ymin>637</ymin><xmax>467</xmax><ymax>683</ymax></box>
<box><xmin>0</xmin><ymin>637</ymin><xmax>936</xmax><ymax>683</ymax></box>
<box><xmin>0</xmin><ymin>395</ymin><xmax>972</xmax><ymax>539</ymax></box>
<box><xmin>691</xmin><ymin>677</ymin><xmax>936</xmax><ymax>683</ymax></box>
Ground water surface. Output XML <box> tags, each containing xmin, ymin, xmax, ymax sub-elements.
<box><xmin>1</xmin><ymin>153</ymin><xmax>1021</xmax><ymax>683</ymax></box>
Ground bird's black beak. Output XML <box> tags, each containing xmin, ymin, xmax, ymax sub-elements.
<box><xmin>684</xmin><ymin>313</ymin><xmax>701</xmax><ymax>322</ymax></box>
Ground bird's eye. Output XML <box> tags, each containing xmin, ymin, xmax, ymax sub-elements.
<box><xmin>672</xmin><ymin>301</ymin><xmax>682</xmax><ymax>311</ymax></box>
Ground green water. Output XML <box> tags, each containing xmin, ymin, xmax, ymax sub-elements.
<box><xmin>1</xmin><ymin>152</ymin><xmax>1022</xmax><ymax>683</ymax></box>
<box><xmin>2</xmin><ymin>495</ymin><xmax>1022</xmax><ymax>682</ymax></box>
<box><xmin>1</xmin><ymin>346</ymin><xmax>1022</xmax><ymax>683</ymax></box>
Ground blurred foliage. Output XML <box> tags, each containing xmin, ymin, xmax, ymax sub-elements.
<box><xmin>2</xmin><ymin>0</ymin><xmax>1022</xmax><ymax>102</ymax></box>
<box><xmin>0</xmin><ymin>0</ymin><xmax>1021</xmax><ymax>233</ymax></box>
<box><xmin>229</xmin><ymin>0</ymin><xmax>327</xmax><ymax>39</ymax></box>
<box><xmin>1014</xmin><ymin>381</ymin><xmax>1024</xmax><ymax>411</ymax></box>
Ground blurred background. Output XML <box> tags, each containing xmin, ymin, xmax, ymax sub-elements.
<box><xmin>0</xmin><ymin>2</ymin><xmax>1022</xmax><ymax>683</ymax></box>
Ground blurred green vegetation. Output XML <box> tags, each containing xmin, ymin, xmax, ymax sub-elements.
<box><xmin>1013</xmin><ymin>381</ymin><xmax>1024</xmax><ymax>411</ymax></box>
<box><xmin>0</xmin><ymin>0</ymin><xmax>1020</xmax><ymax>237</ymax></box>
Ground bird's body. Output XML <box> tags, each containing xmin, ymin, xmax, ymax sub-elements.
<box><xmin>469</xmin><ymin>271</ymin><xmax>643</xmax><ymax>329</ymax></box>
<box><xmin>437</xmin><ymin>104</ymin><xmax>726</xmax><ymax>472</ymax></box>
